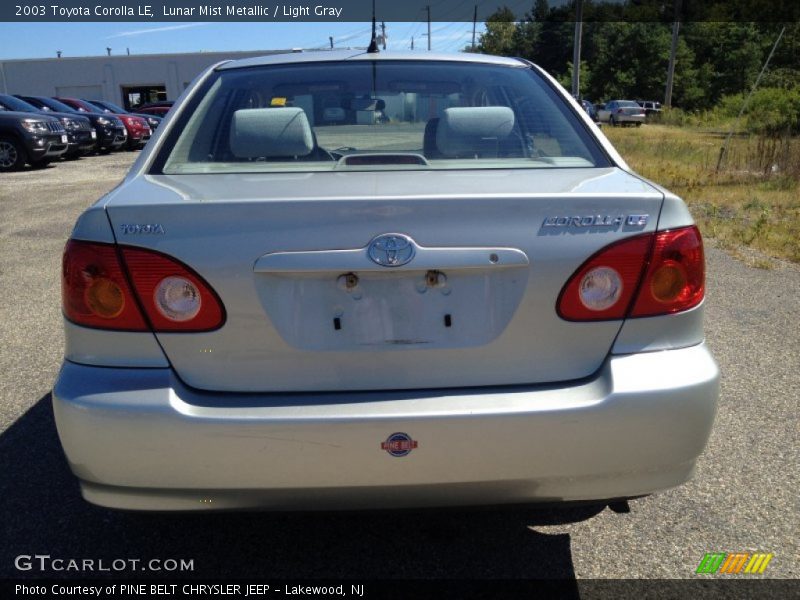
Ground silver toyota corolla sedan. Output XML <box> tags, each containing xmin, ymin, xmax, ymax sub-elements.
<box><xmin>53</xmin><ymin>51</ymin><xmax>719</xmax><ymax>511</ymax></box>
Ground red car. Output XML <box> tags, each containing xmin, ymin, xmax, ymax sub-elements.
<box><xmin>136</xmin><ymin>104</ymin><xmax>171</xmax><ymax>117</ymax></box>
<box><xmin>55</xmin><ymin>97</ymin><xmax>151</xmax><ymax>149</ymax></box>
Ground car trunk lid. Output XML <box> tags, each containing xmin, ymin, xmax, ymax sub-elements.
<box><xmin>104</xmin><ymin>167</ymin><xmax>663</xmax><ymax>392</ymax></box>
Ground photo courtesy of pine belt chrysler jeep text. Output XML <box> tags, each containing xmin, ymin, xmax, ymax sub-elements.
<box><xmin>53</xmin><ymin>51</ymin><xmax>719</xmax><ymax>511</ymax></box>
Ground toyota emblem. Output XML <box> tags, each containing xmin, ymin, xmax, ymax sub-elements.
<box><xmin>367</xmin><ymin>234</ymin><xmax>416</xmax><ymax>267</ymax></box>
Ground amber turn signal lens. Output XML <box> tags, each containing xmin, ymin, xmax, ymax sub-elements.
<box><xmin>85</xmin><ymin>277</ymin><xmax>125</xmax><ymax>318</ymax></box>
<box><xmin>650</xmin><ymin>262</ymin><xmax>687</xmax><ymax>303</ymax></box>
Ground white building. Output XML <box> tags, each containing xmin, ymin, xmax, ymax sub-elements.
<box><xmin>0</xmin><ymin>49</ymin><xmax>294</xmax><ymax>109</ymax></box>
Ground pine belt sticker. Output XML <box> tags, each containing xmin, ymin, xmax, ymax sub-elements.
<box><xmin>270</xmin><ymin>97</ymin><xmax>287</xmax><ymax>106</ymax></box>
<box><xmin>381</xmin><ymin>432</ymin><xmax>418</xmax><ymax>457</ymax></box>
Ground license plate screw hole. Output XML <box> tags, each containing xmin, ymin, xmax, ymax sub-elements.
<box><xmin>337</xmin><ymin>272</ymin><xmax>359</xmax><ymax>292</ymax></box>
<box><xmin>426</xmin><ymin>270</ymin><xmax>446</xmax><ymax>288</ymax></box>
<box><xmin>489</xmin><ymin>253</ymin><xmax>499</xmax><ymax>264</ymax></box>
<box><xmin>333</xmin><ymin>317</ymin><xmax>342</xmax><ymax>331</ymax></box>
<box><xmin>444</xmin><ymin>314</ymin><xmax>452</xmax><ymax>327</ymax></box>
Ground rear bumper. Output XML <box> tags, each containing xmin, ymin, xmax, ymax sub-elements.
<box><xmin>615</xmin><ymin>114</ymin><xmax>645</xmax><ymax>123</ymax></box>
<box><xmin>52</xmin><ymin>344</ymin><xmax>719</xmax><ymax>511</ymax></box>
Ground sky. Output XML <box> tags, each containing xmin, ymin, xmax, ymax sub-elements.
<box><xmin>0</xmin><ymin>21</ymin><xmax>485</xmax><ymax>60</ymax></box>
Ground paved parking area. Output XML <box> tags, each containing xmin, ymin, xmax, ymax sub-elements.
<box><xmin>0</xmin><ymin>152</ymin><xmax>797</xmax><ymax>580</ymax></box>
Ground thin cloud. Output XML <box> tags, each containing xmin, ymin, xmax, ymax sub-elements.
<box><xmin>105</xmin><ymin>23</ymin><xmax>209</xmax><ymax>39</ymax></box>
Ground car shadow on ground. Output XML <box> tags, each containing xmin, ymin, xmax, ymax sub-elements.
<box><xmin>0</xmin><ymin>394</ymin><xmax>612</xmax><ymax>585</ymax></box>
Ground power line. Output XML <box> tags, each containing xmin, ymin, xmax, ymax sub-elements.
<box><xmin>440</xmin><ymin>30</ymin><xmax>473</xmax><ymax>53</ymax></box>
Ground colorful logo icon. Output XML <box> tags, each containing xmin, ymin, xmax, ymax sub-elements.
<box><xmin>381</xmin><ymin>432</ymin><xmax>418</xmax><ymax>457</ymax></box>
<box><xmin>696</xmin><ymin>552</ymin><xmax>773</xmax><ymax>575</ymax></box>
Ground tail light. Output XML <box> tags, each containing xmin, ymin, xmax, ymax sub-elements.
<box><xmin>557</xmin><ymin>226</ymin><xmax>704</xmax><ymax>321</ymax></box>
<box><xmin>62</xmin><ymin>240</ymin><xmax>225</xmax><ymax>332</ymax></box>
<box><xmin>629</xmin><ymin>226</ymin><xmax>704</xmax><ymax>317</ymax></box>
<box><xmin>121</xmin><ymin>247</ymin><xmax>225</xmax><ymax>331</ymax></box>
<box><xmin>557</xmin><ymin>235</ymin><xmax>652</xmax><ymax>321</ymax></box>
<box><xmin>62</xmin><ymin>240</ymin><xmax>148</xmax><ymax>331</ymax></box>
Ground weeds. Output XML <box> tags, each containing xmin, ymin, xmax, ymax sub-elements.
<box><xmin>605</xmin><ymin>124</ymin><xmax>800</xmax><ymax>263</ymax></box>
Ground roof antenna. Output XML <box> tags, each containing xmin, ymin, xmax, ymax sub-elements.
<box><xmin>367</xmin><ymin>0</ymin><xmax>379</xmax><ymax>53</ymax></box>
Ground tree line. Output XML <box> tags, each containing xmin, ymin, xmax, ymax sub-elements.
<box><xmin>475</xmin><ymin>1</ymin><xmax>798</xmax><ymax>113</ymax></box>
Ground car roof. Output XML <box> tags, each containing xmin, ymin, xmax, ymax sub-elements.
<box><xmin>216</xmin><ymin>50</ymin><xmax>527</xmax><ymax>71</ymax></box>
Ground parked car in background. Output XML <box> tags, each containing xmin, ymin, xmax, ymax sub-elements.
<box><xmin>54</xmin><ymin>51</ymin><xmax>718</xmax><ymax>511</ymax></box>
<box><xmin>85</xmin><ymin>99</ymin><xmax>163</xmax><ymax>131</ymax></box>
<box><xmin>135</xmin><ymin>101</ymin><xmax>173</xmax><ymax>117</ymax></box>
<box><xmin>636</xmin><ymin>100</ymin><xmax>662</xmax><ymax>117</ymax></box>
<box><xmin>0</xmin><ymin>107</ymin><xmax>67</xmax><ymax>171</ymax></box>
<box><xmin>597</xmin><ymin>100</ymin><xmax>646</xmax><ymax>126</ymax></box>
<box><xmin>19</xmin><ymin>95</ymin><xmax>127</xmax><ymax>153</ymax></box>
<box><xmin>0</xmin><ymin>94</ymin><xmax>95</xmax><ymax>159</ymax></box>
<box><xmin>580</xmin><ymin>99</ymin><xmax>599</xmax><ymax>122</ymax></box>
<box><xmin>55</xmin><ymin>97</ymin><xmax>150</xmax><ymax>150</ymax></box>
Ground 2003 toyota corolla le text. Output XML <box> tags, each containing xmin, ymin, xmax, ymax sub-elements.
<box><xmin>53</xmin><ymin>50</ymin><xmax>719</xmax><ymax>511</ymax></box>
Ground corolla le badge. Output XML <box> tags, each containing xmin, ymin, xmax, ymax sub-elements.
<box><xmin>381</xmin><ymin>432</ymin><xmax>418</xmax><ymax>457</ymax></box>
<box><xmin>542</xmin><ymin>214</ymin><xmax>649</xmax><ymax>228</ymax></box>
<box><xmin>368</xmin><ymin>233</ymin><xmax>415</xmax><ymax>267</ymax></box>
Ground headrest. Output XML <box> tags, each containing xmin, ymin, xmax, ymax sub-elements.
<box><xmin>229</xmin><ymin>107</ymin><xmax>313</xmax><ymax>159</ymax></box>
<box><xmin>435</xmin><ymin>106</ymin><xmax>515</xmax><ymax>157</ymax></box>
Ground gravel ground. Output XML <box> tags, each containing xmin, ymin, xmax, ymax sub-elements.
<box><xmin>0</xmin><ymin>152</ymin><xmax>797</xmax><ymax>582</ymax></box>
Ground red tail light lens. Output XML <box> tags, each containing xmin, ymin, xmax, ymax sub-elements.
<box><xmin>62</xmin><ymin>240</ymin><xmax>225</xmax><ymax>332</ymax></box>
<box><xmin>557</xmin><ymin>235</ymin><xmax>652</xmax><ymax>321</ymax></box>
<box><xmin>630</xmin><ymin>226</ymin><xmax>704</xmax><ymax>317</ymax></box>
<box><xmin>62</xmin><ymin>240</ymin><xmax>148</xmax><ymax>331</ymax></box>
<box><xmin>557</xmin><ymin>225</ymin><xmax>705</xmax><ymax>321</ymax></box>
<box><xmin>121</xmin><ymin>247</ymin><xmax>225</xmax><ymax>332</ymax></box>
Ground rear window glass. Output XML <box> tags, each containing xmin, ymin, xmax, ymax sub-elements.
<box><xmin>157</xmin><ymin>60</ymin><xmax>609</xmax><ymax>174</ymax></box>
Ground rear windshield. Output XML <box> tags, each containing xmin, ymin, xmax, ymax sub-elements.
<box><xmin>156</xmin><ymin>60</ymin><xmax>610</xmax><ymax>174</ymax></box>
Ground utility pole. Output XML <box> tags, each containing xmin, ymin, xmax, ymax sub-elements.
<box><xmin>716</xmin><ymin>26</ymin><xmax>786</xmax><ymax>172</ymax></box>
<box><xmin>329</xmin><ymin>36</ymin><xmax>334</xmax><ymax>49</ymax></box>
<box><xmin>426</xmin><ymin>5</ymin><xmax>431</xmax><ymax>51</ymax></box>
<box><xmin>571</xmin><ymin>0</ymin><xmax>583</xmax><ymax>97</ymax></box>
<box><xmin>106</xmin><ymin>47</ymin><xmax>111</xmax><ymax>56</ymax></box>
<box><xmin>381</xmin><ymin>21</ymin><xmax>387</xmax><ymax>50</ymax></box>
<box><xmin>471</xmin><ymin>4</ymin><xmax>477</xmax><ymax>51</ymax></box>
<box><xmin>411</xmin><ymin>36</ymin><xmax>414</xmax><ymax>50</ymax></box>
<box><xmin>664</xmin><ymin>0</ymin><xmax>682</xmax><ymax>108</ymax></box>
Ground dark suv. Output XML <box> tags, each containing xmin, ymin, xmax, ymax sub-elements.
<box><xmin>0</xmin><ymin>107</ymin><xmax>67</xmax><ymax>171</ymax></box>
<box><xmin>19</xmin><ymin>96</ymin><xmax>127</xmax><ymax>153</ymax></box>
<box><xmin>56</xmin><ymin>97</ymin><xmax>150</xmax><ymax>150</ymax></box>
<box><xmin>0</xmin><ymin>94</ymin><xmax>96</xmax><ymax>159</ymax></box>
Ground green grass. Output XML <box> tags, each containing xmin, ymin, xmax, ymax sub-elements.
<box><xmin>604</xmin><ymin>124</ymin><xmax>800</xmax><ymax>264</ymax></box>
